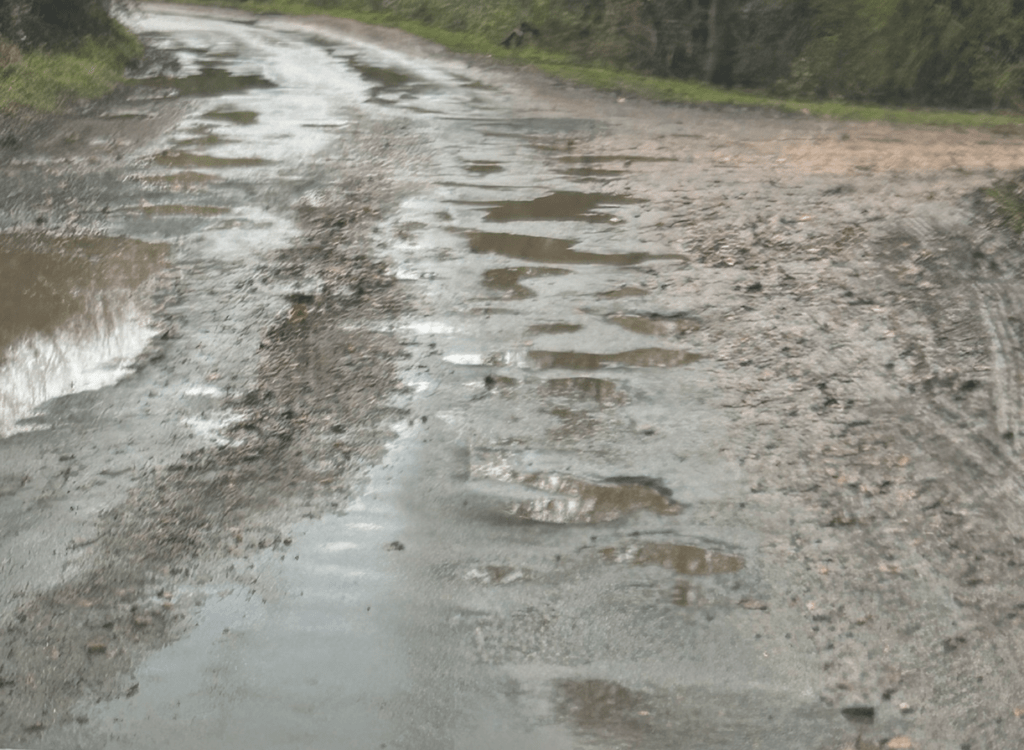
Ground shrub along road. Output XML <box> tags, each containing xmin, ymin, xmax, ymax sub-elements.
<box><xmin>3</xmin><ymin>4</ymin><xmax>1024</xmax><ymax>749</ymax></box>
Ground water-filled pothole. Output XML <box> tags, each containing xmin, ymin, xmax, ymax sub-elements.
<box><xmin>604</xmin><ymin>312</ymin><xmax>700</xmax><ymax>337</ymax></box>
<box><xmin>469</xmin><ymin>232</ymin><xmax>667</xmax><ymax>266</ymax></box>
<box><xmin>467</xmin><ymin>191</ymin><xmax>642</xmax><ymax>223</ymax></box>
<box><xmin>0</xmin><ymin>234</ymin><xmax>168</xmax><ymax>435</ymax></box>
<box><xmin>474</xmin><ymin>459</ymin><xmax>678</xmax><ymax>523</ymax></box>
<box><xmin>527</xmin><ymin>348</ymin><xmax>700</xmax><ymax>370</ymax></box>
<box><xmin>601</xmin><ymin>542</ymin><xmax>745</xmax><ymax>575</ymax></box>
<box><xmin>554</xmin><ymin>679</ymin><xmax>649</xmax><ymax>734</ymax></box>
<box><xmin>202</xmin><ymin>109</ymin><xmax>259</xmax><ymax>125</ymax></box>
<box><xmin>540</xmin><ymin>377</ymin><xmax>626</xmax><ymax>406</ymax></box>
<box><xmin>465</xmin><ymin>161</ymin><xmax>504</xmax><ymax>175</ymax></box>
<box><xmin>481</xmin><ymin>266</ymin><xmax>570</xmax><ymax>299</ymax></box>
<box><xmin>139</xmin><ymin>205</ymin><xmax>231</xmax><ymax>217</ymax></box>
<box><xmin>136</xmin><ymin>67</ymin><xmax>276</xmax><ymax>97</ymax></box>
<box><xmin>596</xmin><ymin>286</ymin><xmax>650</xmax><ymax>299</ymax></box>
<box><xmin>526</xmin><ymin>323</ymin><xmax>583</xmax><ymax>335</ymax></box>
<box><xmin>153</xmin><ymin>151</ymin><xmax>270</xmax><ymax>169</ymax></box>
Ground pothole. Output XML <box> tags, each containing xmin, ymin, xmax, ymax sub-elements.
<box><xmin>469</xmin><ymin>232</ymin><xmax>669</xmax><ymax>266</ymax></box>
<box><xmin>201</xmin><ymin>109</ymin><xmax>259</xmax><ymax>125</ymax></box>
<box><xmin>596</xmin><ymin>286</ymin><xmax>650</xmax><ymax>299</ymax></box>
<box><xmin>540</xmin><ymin>377</ymin><xmax>627</xmax><ymax>406</ymax></box>
<box><xmin>135</xmin><ymin>67</ymin><xmax>276</xmax><ymax>97</ymax></box>
<box><xmin>527</xmin><ymin>348</ymin><xmax>701</xmax><ymax>370</ymax></box>
<box><xmin>468</xmin><ymin>191</ymin><xmax>642</xmax><ymax>223</ymax></box>
<box><xmin>601</xmin><ymin>542</ymin><xmax>745</xmax><ymax>575</ymax></box>
<box><xmin>153</xmin><ymin>151</ymin><xmax>271</xmax><ymax>169</ymax></box>
<box><xmin>473</xmin><ymin>458</ymin><xmax>679</xmax><ymax>523</ymax></box>
<box><xmin>481</xmin><ymin>266</ymin><xmax>570</xmax><ymax>299</ymax></box>
<box><xmin>603</xmin><ymin>312</ymin><xmax>700</xmax><ymax>337</ymax></box>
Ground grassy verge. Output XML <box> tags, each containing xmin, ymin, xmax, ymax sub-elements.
<box><xmin>0</xmin><ymin>24</ymin><xmax>143</xmax><ymax>112</ymax></box>
<box><xmin>131</xmin><ymin>1</ymin><xmax>1024</xmax><ymax>132</ymax></box>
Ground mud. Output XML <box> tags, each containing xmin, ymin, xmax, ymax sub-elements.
<box><xmin>4</xmin><ymin>4</ymin><xmax>1024</xmax><ymax>750</ymax></box>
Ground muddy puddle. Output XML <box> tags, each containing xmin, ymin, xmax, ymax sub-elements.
<box><xmin>557</xmin><ymin>166</ymin><xmax>628</xmax><ymax>179</ymax></box>
<box><xmin>526</xmin><ymin>323</ymin><xmax>583</xmax><ymax>335</ymax></box>
<box><xmin>135</xmin><ymin>67</ymin><xmax>276</xmax><ymax>97</ymax></box>
<box><xmin>138</xmin><ymin>205</ymin><xmax>231</xmax><ymax>217</ymax></box>
<box><xmin>0</xmin><ymin>234</ymin><xmax>167</xmax><ymax>436</ymax></box>
<box><xmin>153</xmin><ymin>150</ymin><xmax>270</xmax><ymax>169</ymax></box>
<box><xmin>201</xmin><ymin>109</ymin><xmax>259</xmax><ymax>125</ymax></box>
<box><xmin>474</xmin><ymin>458</ymin><xmax>678</xmax><ymax>523</ymax></box>
<box><xmin>527</xmin><ymin>348</ymin><xmax>701</xmax><ymax>370</ymax></box>
<box><xmin>540</xmin><ymin>377</ymin><xmax>626</xmax><ymax>406</ymax></box>
<box><xmin>603</xmin><ymin>312</ymin><xmax>700</xmax><ymax>337</ymax></box>
<box><xmin>554</xmin><ymin>679</ymin><xmax>648</xmax><ymax>735</ymax></box>
<box><xmin>344</xmin><ymin>57</ymin><xmax>422</xmax><ymax>102</ymax></box>
<box><xmin>556</xmin><ymin>154</ymin><xmax>677</xmax><ymax>165</ymax></box>
<box><xmin>465</xmin><ymin>191</ymin><xmax>641</xmax><ymax>223</ymax></box>
<box><xmin>464</xmin><ymin>161</ymin><xmax>504</xmax><ymax>175</ymax></box>
<box><xmin>596</xmin><ymin>286</ymin><xmax>650</xmax><ymax>299</ymax></box>
<box><xmin>481</xmin><ymin>266</ymin><xmax>570</xmax><ymax>299</ymax></box>
<box><xmin>602</xmin><ymin>542</ymin><xmax>745</xmax><ymax>575</ymax></box>
<box><xmin>469</xmin><ymin>232</ymin><xmax>668</xmax><ymax>266</ymax></box>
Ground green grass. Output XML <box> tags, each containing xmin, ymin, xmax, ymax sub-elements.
<box><xmin>986</xmin><ymin>182</ymin><xmax>1024</xmax><ymax>232</ymax></box>
<box><xmin>0</xmin><ymin>25</ymin><xmax>143</xmax><ymax>112</ymax></box>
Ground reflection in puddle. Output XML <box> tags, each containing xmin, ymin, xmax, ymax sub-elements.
<box><xmin>153</xmin><ymin>150</ymin><xmax>270</xmax><ymax>168</ymax></box>
<box><xmin>596</xmin><ymin>286</ymin><xmax>650</xmax><ymax>299</ymax></box>
<box><xmin>528</xmin><ymin>348</ymin><xmax>700</xmax><ymax>370</ymax></box>
<box><xmin>465</xmin><ymin>565</ymin><xmax>528</xmax><ymax>584</ymax></box>
<box><xmin>526</xmin><ymin>323</ymin><xmax>583</xmax><ymax>335</ymax></box>
<box><xmin>604</xmin><ymin>312</ymin><xmax>700</xmax><ymax>337</ymax></box>
<box><xmin>0</xmin><ymin>234</ymin><xmax>167</xmax><ymax>436</ymax></box>
<box><xmin>481</xmin><ymin>266</ymin><xmax>570</xmax><ymax>299</ymax></box>
<box><xmin>136</xmin><ymin>67</ymin><xmax>276</xmax><ymax>97</ymax></box>
<box><xmin>602</xmin><ymin>542</ymin><xmax>745</xmax><ymax>575</ymax></box>
<box><xmin>469</xmin><ymin>232</ymin><xmax>668</xmax><ymax>266</ymax></box>
<box><xmin>541</xmin><ymin>377</ymin><xmax>626</xmax><ymax>406</ymax></box>
<box><xmin>468</xmin><ymin>191</ymin><xmax>641</xmax><ymax>223</ymax></box>
<box><xmin>345</xmin><ymin>57</ymin><xmax>422</xmax><ymax>103</ymax></box>
<box><xmin>554</xmin><ymin>679</ymin><xmax>648</xmax><ymax>736</ymax></box>
<box><xmin>202</xmin><ymin>108</ymin><xmax>258</xmax><ymax>125</ymax></box>
<box><xmin>474</xmin><ymin>458</ymin><xmax>678</xmax><ymax>523</ymax></box>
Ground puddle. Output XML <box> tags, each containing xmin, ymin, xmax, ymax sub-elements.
<box><xmin>474</xmin><ymin>458</ymin><xmax>678</xmax><ymax>523</ymax></box>
<box><xmin>604</xmin><ymin>312</ymin><xmax>700</xmax><ymax>337</ymax></box>
<box><xmin>202</xmin><ymin>109</ymin><xmax>259</xmax><ymax>125</ymax></box>
<box><xmin>465</xmin><ymin>565</ymin><xmax>529</xmax><ymax>584</ymax></box>
<box><xmin>548</xmin><ymin>406</ymin><xmax>600</xmax><ymax>438</ymax></box>
<box><xmin>526</xmin><ymin>323</ymin><xmax>583</xmax><ymax>335</ymax></box>
<box><xmin>137</xmin><ymin>170</ymin><xmax>218</xmax><ymax>185</ymax></box>
<box><xmin>557</xmin><ymin>167</ymin><xmax>628</xmax><ymax>179</ymax></box>
<box><xmin>602</xmin><ymin>542</ymin><xmax>745</xmax><ymax>575</ymax></box>
<box><xmin>596</xmin><ymin>286</ymin><xmax>650</xmax><ymax>299</ymax></box>
<box><xmin>174</xmin><ymin>133</ymin><xmax>230</xmax><ymax>148</ymax></box>
<box><xmin>540</xmin><ymin>377</ymin><xmax>626</xmax><ymax>406</ymax></box>
<box><xmin>467</xmin><ymin>191</ymin><xmax>641</xmax><ymax>223</ymax></box>
<box><xmin>136</xmin><ymin>67</ymin><xmax>276</xmax><ymax>97</ymax></box>
<box><xmin>469</xmin><ymin>232</ymin><xmax>667</xmax><ymax>266</ymax></box>
<box><xmin>557</xmin><ymin>154</ymin><xmax>677</xmax><ymax>164</ymax></box>
<box><xmin>0</xmin><ymin>234</ymin><xmax>168</xmax><ymax>436</ymax></box>
<box><xmin>481</xmin><ymin>266</ymin><xmax>571</xmax><ymax>299</ymax></box>
<box><xmin>527</xmin><ymin>348</ymin><xmax>701</xmax><ymax>370</ymax></box>
<box><xmin>345</xmin><ymin>57</ymin><xmax>421</xmax><ymax>102</ymax></box>
<box><xmin>464</xmin><ymin>161</ymin><xmax>504</xmax><ymax>175</ymax></box>
<box><xmin>153</xmin><ymin>151</ymin><xmax>270</xmax><ymax>169</ymax></box>
<box><xmin>139</xmin><ymin>205</ymin><xmax>231</xmax><ymax>217</ymax></box>
<box><xmin>554</xmin><ymin>679</ymin><xmax>648</xmax><ymax>734</ymax></box>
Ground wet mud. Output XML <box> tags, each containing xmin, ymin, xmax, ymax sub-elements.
<box><xmin>468</xmin><ymin>230</ymin><xmax>669</xmax><ymax>265</ymax></box>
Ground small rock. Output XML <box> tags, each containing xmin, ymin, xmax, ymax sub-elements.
<box><xmin>386</xmin><ymin>541</ymin><xmax>405</xmax><ymax>551</ymax></box>
<box><xmin>739</xmin><ymin>599</ymin><xmax>768</xmax><ymax>610</ymax></box>
<box><xmin>841</xmin><ymin>705</ymin><xmax>875</xmax><ymax>724</ymax></box>
<box><xmin>86</xmin><ymin>642</ymin><xmax>107</xmax><ymax>655</ymax></box>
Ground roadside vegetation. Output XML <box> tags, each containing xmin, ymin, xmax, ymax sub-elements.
<box><xmin>0</xmin><ymin>0</ymin><xmax>142</xmax><ymax>111</ymax></box>
<box><xmin>167</xmin><ymin>0</ymin><xmax>1024</xmax><ymax>130</ymax></box>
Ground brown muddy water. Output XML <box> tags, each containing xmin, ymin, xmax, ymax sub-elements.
<box><xmin>467</xmin><ymin>190</ymin><xmax>642</xmax><ymax>223</ymax></box>
<box><xmin>0</xmin><ymin>234</ymin><xmax>167</xmax><ymax>435</ymax></box>
<box><xmin>469</xmin><ymin>231</ymin><xmax>669</xmax><ymax>265</ymax></box>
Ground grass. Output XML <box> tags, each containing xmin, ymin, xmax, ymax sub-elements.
<box><xmin>986</xmin><ymin>182</ymin><xmax>1024</xmax><ymax>233</ymax></box>
<box><xmin>168</xmin><ymin>0</ymin><xmax>1024</xmax><ymax>133</ymax></box>
<box><xmin>0</xmin><ymin>24</ymin><xmax>143</xmax><ymax>112</ymax></box>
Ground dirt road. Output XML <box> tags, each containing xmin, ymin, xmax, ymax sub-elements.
<box><xmin>3</xmin><ymin>4</ymin><xmax>1024</xmax><ymax>748</ymax></box>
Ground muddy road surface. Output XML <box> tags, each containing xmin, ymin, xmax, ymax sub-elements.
<box><xmin>4</xmin><ymin>4</ymin><xmax>1024</xmax><ymax>749</ymax></box>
